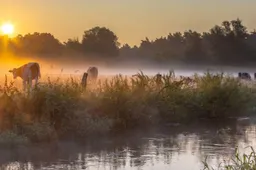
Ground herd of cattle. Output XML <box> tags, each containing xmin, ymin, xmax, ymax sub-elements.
<box><xmin>6</xmin><ymin>62</ymin><xmax>256</xmax><ymax>91</ymax></box>
<box><xmin>8</xmin><ymin>62</ymin><xmax>98</xmax><ymax>91</ymax></box>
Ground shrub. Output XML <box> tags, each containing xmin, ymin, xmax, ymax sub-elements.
<box><xmin>0</xmin><ymin>131</ymin><xmax>29</xmax><ymax>147</ymax></box>
<box><xmin>21</xmin><ymin>122</ymin><xmax>57</xmax><ymax>143</ymax></box>
<box><xmin>26</xmin><ymin>78</ymin><xmax>82</xmax><ymax>132</ymax></box>
<box><xmin>95</xmin><ymin>74</ymin><xmax>159</xmax><ymax>129</ymax></box>
<box><xmin>67</xmin><ymin>110</ymin><xmax>114</xmax><ymax>138</ymax></box>
<box><xmin>191</xmin><ymin>72</ymin><xmax>252</xmax><ymax>118</ymax></box>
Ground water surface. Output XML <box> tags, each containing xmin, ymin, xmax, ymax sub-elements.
<box><xmin>1</xmin><ymin>118</ymin><xmax>256</xmax><ymax>170</ymax></box>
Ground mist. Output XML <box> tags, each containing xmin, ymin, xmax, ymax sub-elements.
<box><xmin>2</xmin><ymin>53</ymin><xmax>256</xmax><ymax>80</ymax></box>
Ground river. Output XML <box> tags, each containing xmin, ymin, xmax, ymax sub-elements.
<box><xmin>0</xmin><ymin>117</ymin><xmax>256</xmax><ymax>170</ymax></box>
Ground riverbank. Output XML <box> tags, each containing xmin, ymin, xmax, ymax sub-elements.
<box><xmin>0</xmin><ymin>71</ymin><xmax>255</xmax><ymax>146</ymax></box>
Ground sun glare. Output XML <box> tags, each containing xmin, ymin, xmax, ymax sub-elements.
<box><xmin>1</xmin><ymin>23</ymin><xmax>14</xmax><ymax>35</ymax></box>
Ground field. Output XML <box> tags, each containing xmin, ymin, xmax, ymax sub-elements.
<box><xmin>0</xmin><ymin>71</ymin><xmax>255</xmax><ymax>146</ymax></box>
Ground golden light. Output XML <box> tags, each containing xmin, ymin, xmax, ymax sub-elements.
<box><xmin>1</xmin><ymin>23</ymin><xmax>14</xmax><ymax>35</ymax></box>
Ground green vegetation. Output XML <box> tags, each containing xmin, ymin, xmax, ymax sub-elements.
<box><xmin>203</xmin><ymin>147</ymin><xmax>256</xmax><ymax>170</ymax></box>
<box><xmin>0</xmin><ymin>71</ymin><xmax>255</xmax><ymax>145</ymax></box>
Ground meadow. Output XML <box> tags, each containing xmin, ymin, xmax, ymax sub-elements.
<box><xmin>0</xmin><ymin>71</ymin><xmax>255</xmax><ymax>147</ymax></box>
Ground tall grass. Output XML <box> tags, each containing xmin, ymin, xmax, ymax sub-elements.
<box><xmin>0</xmin><ymin>71</ymin><xmax>254</xmax><ymax>144</ymax></box>
<box><xmin>203</xmin><ymin>146</ymin><xmax>256</xmax><ymax>170</ymax></box>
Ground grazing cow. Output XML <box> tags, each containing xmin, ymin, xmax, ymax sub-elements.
<box><xmin>87</xmin><ymin>66</ymin><xmax>98</xmax><ymax>83</ymax></box>
<box><xmin>9</xmin><ymin>62</ymin><xmax>41</xmax><ymax>91</ymax></box>
<box><xmin>238</xmin><ymin>72</ymin><xmax>251</xmax><ymax>80</ymax></box>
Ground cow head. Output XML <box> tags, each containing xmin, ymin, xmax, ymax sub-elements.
<box><xmin>9</xmin><ymin>68</ymin><xmax>18</xmax><ymax>79</ymax></box>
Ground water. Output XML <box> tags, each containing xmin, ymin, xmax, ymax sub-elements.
<box><xmin>1</xmin><ymin>118</ymin><xmax>256</xmax><ymax>170</ymax></box>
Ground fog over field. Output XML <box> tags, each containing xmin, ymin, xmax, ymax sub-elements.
<box><xmin>1</xmin><ymin>56</ymin><xmax>256</xmax><ymax>79</ymax></box>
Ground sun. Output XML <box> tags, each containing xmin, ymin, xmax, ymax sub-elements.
<box><xmin>1</xmin><ymin>23</ymin><xmax>14</xmax><ymax>35</ymax></box>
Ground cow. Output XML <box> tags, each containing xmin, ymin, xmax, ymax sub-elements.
<box><xmin>9</xmin><ymin>62</ymin><xmax>41</xmax><ymax>91</ymax></box>
<box><xmin>238</xmin><ymin>72</ymin><xmax>251</xmax><ymax>80</ymax></box>
<box><xmin>87</xmin><ymin>66</ymin><xmax>98</xmax><ymax>83</ymax></box>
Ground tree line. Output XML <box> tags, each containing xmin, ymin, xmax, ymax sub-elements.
<box><xmin>1</xmin><ymin>18</ymin><xmax>256</xmax><ymax>66</ymax></box>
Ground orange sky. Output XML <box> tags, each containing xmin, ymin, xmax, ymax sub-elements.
<box><xmin>1</xmin><ymin>0</ymin><xmax>256</xmax><ymax>46</ymax></box>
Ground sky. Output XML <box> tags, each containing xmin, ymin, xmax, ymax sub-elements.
<box><xmin>1</xmin><ymin>0</ymin><xmax>256</xmax><ymax>46</ymax></box>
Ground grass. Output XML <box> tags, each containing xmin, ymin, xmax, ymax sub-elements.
<box><xmin>203</xmin><ymin>146</ymin><xmax>256</xmax><ymax>170</ymax></box>
<box><xmin>0</xmin><ymin>71</ymin><xmax>255</xmax><ymax>145</ymax></box>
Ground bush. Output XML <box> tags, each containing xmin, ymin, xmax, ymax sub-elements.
<box><xmin>21</xmin><ymin>122</ymin><xmax>57</xmax><ymax>143</ymax></box>
<box><xmin>191</xmin><ymin>72</ymin><xmax>252</xmax><ymax>118</ymax></box>
<box><xmin>95</xmin><ymin>74</ymin><xmax>159</xmax><ymax>129</ymax></box>
<box><xmin>27</xmin><ymin>78</ymin><xmax>82</xmax><ymax>132</ymax></box>
<box><xmin>67</xmin><ymin>110</ymin><xmax>114</xmax><ymax>138</ymax></box>
<box><xmin>0</xmin><ymin>131</ymin><xmax>29</xmax><ymax>147</ymax></box>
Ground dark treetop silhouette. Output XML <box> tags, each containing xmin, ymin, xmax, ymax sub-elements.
<box><xmin>1</xmin><ymin>18</ymin><xmax>256</xmax><ymax>66</ymax></box>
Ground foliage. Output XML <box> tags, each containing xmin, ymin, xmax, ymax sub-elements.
<box><xmin>81</xmin><ymin>26</ymin><xmax>120</xmax><ymax>57</ymax></box>
<box><xmin>1</xmin><ymin>18</ymin><xmax>256</xmax><ymax>65</ymax></box>
<box><xmin>20</xmin><ymin>122</ymin><xmax>57</xmax><ymax>143</ymax></box>
<box><xmin>203</xmin><ymin>146</ymin><xmax>256</xmax><ymax>170</ymax></box>
<box><xmin>0</xmin><ymin>131</ymin><xmax>29</xmax><ymax>147</ymax></box>
<box><xmin>0</xmin><ymin>72</ymin><xmax>254</xmax><ymax>145</ymax></box>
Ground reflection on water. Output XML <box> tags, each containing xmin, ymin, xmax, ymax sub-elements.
<box><xmin>1</xmin><ymin>118</ymin><xmax>256</xmax><ymax>170</ymax></box>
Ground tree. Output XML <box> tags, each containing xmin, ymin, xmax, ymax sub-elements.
<box><xmin>64</xmin><ymin>38</ymin><xmax>82</xmax><ymax>52</ymax></box>
<box><xmin>12</xmin><ymin>33</ymin><xmax>63</xmax><ymax>55</ymax></box>
<box><xmin>81</xmin><ymin>27</ymin><xmax>120</xmax><ymax>57</ymax></box>
<box><xmin>206</xmin><ymin>19</ymin><xmax>250</xmax><ymax>64</ymax></box>
<box><xmin>183</xmin><ymin>30</ymin><xmax>203</xmax><ymax>63</ymax></box>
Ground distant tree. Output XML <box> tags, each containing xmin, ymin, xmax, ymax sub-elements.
<box><xmin>167</xmin><ymin>32</ymin><xmax>185</xmax><ymax>60</ymax></box>
<box><xmin>151</xmin><ymin>37</ymin><xmax>170</xmax><ymax>62</ymax></box>
<box><xmin>81</xmin><ymin>27</ymin><xmax>120</xmax><ymax>57</ymax></box>
<box><xmin>183</xmin><ymin>30</ymin><xmax>204</xmax><ymax>63</ymax></box>
<box><xmin>0</xmin><ymin>18</ymin><xmax>255</xmax><ymax>66</ymax></box>
<box><xmin>119</xmin><ymin>44</ymin><xmax>140</xmax><ymax>59</ymax></box>
<box><xmin>13</xmin><ymin>32</ymin><xmax>63</xmax><ymax>55</ymax></box>
<box><xmin>206</xmin><ymin>18</ymin><xmax>250</xmax><ymax>64</ymax></box>
<box><xmin>138</xmin><ymin>37</ymin><xmax>153</xmax><ymax>59</ymax></box>
<box><xmin>119</xmin><ymin>44</ymin><xmax>131</xmax><ymax>57</ymax></box>
<box><xmin>64</xmin><ymin>38</ymin><xmax>82</xmax><ymax>52</ymax></box>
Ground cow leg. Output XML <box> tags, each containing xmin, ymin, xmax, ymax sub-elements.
<box><xmin>23</xmin><ymin>80</ymin><xmax>27</xmax><ymax>92</ymax></box>
<box><xmin>28</xmin><ymin>78</ymin><xmax>32</xmax><ymax>93</ymax></box>
<box><xmin>28</xmin><ymin>71</ymin><xmax>33</xmax><ymax>93</ymax></box>
<box><xmin>35</xmin><ymin>76</ymin><xmax>39</xmax><ymax>88</ymax></box>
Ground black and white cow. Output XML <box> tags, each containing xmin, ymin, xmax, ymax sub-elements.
<box><xmin>9</xmin><ymin>62</ymin><xmax>41</xmax><ymax>91</ymax></box>
<box><xmin>238</xmin><ymin>72</ymin><xmax>251</xmax><ymax>80</ymax></box>
<box><xmin>87</xmin><ymin>66</ymin><xmax>98</xmax><ymax>83</ymax></box>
